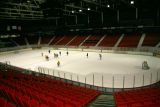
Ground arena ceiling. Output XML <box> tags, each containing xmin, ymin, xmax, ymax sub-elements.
<box><xmin>0</xmin><ymin>0</ymin><xmax>159</xmax><ymax>33</ymax></box>
<box><xmin>0</xmin><ymin>0</ymin><xmax>159</xmax><ymax>19</ymax></box>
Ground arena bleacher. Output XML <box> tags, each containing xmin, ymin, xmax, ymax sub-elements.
<box><xmin>114</xmin><ymin>87</ymin><xmax>160</xmax><ymax>107</ymax></box>
<box><xmin>8</xmin><ymin>33</ymin><xmax>160</xmax><ymax>49</ymax></box>
<box><xmin>0</xmin><ymin>68</ymin><xmax>100</xmax><ymax>107</ymax></box>
<box><xmin>0</xmin><ymin>0</ymin><xmax>160</xmax><ymax>107</ymax></box>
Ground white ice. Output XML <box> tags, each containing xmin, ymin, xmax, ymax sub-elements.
<box><xmin>0</xmin><ymin>48</ymin><xmax>160</xmax><ymax>88</ymax></box>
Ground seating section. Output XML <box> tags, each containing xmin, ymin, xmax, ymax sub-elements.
<box><xmin>50</xmin><ymin>36</ymin><xmax>64</xmax><ymax>45</ymax></box>
<box><xmin>0</xmin><ymin>89</ymin><xmax>16</xmax><ymax>107</ymax></box>
<box><xmin>1</xmin><ymin>33</ymin><xmax>160</xmax><ymax>48</ymax></box>
<box><xmin>142</xmin><ymin>33</ymin><xmax>160</xmax><ymax>47</ymax></box>
<box><xmin>82</xmin><ymin>35</ymin><xmax>102</xmax><ymax>46</ymax></box>
<box><xmin>27</xmin><ymin>36</ymin><xmax>39</xmax><ymax>45</ymax></box>
<box><xmin>68</xmin><ymin>36</ymin><xmax>87</xmax><ymax>46</ymax></box>
<box><xmin>56</xmin><ymin>35</ymin><xmax>75</xmax><ymax>45</ymax></box>
<box><xmin>0</xmin><ymin>70</ymin><xmax>100</xmax><ymax>107</ymax></box>
<box><xmin>98</xmin><ymin>34</ymin><xmax>120</xmax><ymax>47</ymax></box>
<box><xmin>41</xmin><ymin>35</ymin><xmax>53</xmax><ymax>44</ymax></box>
<box><xmin>118</xmin><ymin>34</ymin><xmax>141</xmax><ymax>47</ymax></box>
<box><xmin>114</xmin><ymin>88</ymin><xmax>160</xmax><ymax>107</ymax></box>
<box><xmin>12</xmin><ymin>37</ymin><xmax>26</xmax><ymax>46</ymax></box>
<box><xmin>0</xmin><ymin>38</ymin><xmax>17</xmax><ymax>48</ymax></box>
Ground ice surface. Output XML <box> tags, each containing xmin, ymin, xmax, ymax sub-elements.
<box><xmin>0</xmin><ymin>49</ymin><xmax>160</xmax><ymax>88</ymax></box>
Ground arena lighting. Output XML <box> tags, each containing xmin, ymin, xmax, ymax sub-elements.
<box><xmin>27</xmin><ymin>0</ymin><xmax>30</xmax><ymax>3</ymax></box>
<box><xmin>87</xmin><ymin>8</ymin><xmax>91</xmax><ymax>11</ymax></box>
<box><xmin>71</xmin><ymin>10</ymin><xmax>75</xmax><ymax>13</ymax></box>
<box><xmin>137</xmin><ymin>25</ymin><xmax>143</xmax><ymax>28</ymax></box>
<box><xmin>102</xmin><ymin>27</ymin><xmax>108</xmax><ymax>29</ymax></box>
<box><xmin>79</xmin><ymin>9</ymin><xmax>82</xmax><ymax>12</ymax></box>
<box><xmin>107</xmin><ymin>4</ymin><xmax>110</xmax><ymax>8</ymax></box>
<box><xmin>111</xmin><ymin>27</ymin><xmax>115</xmax><ymax>29</ymax></box>
<box><xmin>130</xmin><ymin>0</ymin><xmax>134</xmax><ymax>4</ymax></box>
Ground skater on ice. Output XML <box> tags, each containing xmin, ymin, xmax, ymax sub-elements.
<box><xmin>86</xmin><ymin>53</ymin><xmax>88</xmax><ymax>58</ymax></box>
<box><xmin>99</xmin><ymin>54</ymin><xmax>102</xmax><ymax>60</ymax></box>
<box><xmin>48</xmin><ymin>50</ymin><xmax>50</xmax><ymax>54</ymax></box>
<box><xmin>54</xmin><ymin>53</ymin><xmax>58</xmax><ymax>58</ymax></box>
<box><xmin>66</xmin><ymin>51</ymin><xmax>69</xmax><ymax>56</ymax></box>
<box><xmin>45</xmin><ymin>55</ymin><xmax>49</xmax><ymax>61</ymax></box>
<box><xmin>57</xmin><ymin>61</ymin><xmax>60</xmax><ymax>67</ymax></box>
<box><xmin>59</xmin><ymin>51</ymin><xmax>61</xmax><ymax>56</ymax></box>
<box><xmin>142</xmin><ymin>61</ymin><xmax>149</xmax><ymax>70</ymax></box>
<box><xmin>41</xmin><ymin>53</ymin><xmax>43</xmax><ymax>56</ymax></box>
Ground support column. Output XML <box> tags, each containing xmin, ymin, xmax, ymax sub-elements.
<box><xmin>117</xmin><ymin>10</ymin><xmax>120</xmax><ymax>23</ymax></box>
<box><xmin>101</xmin><ymin>12</ymin><xmax>103</xmax><ymax>25</ymax></box>
<box><xmin>88</xmin><ymin>14</ymin><xmax>90</xmax><ymax>25</ymax></box>
<box><xmin>75</xmin><ymin>15</ymin><xmax>77</xmax><ymax>25</ymax></box>
<box><xmin>157</xmin><ymin>8</ymin><xmax>159</xmax><ymax>25</ymax></box>
<box><xmin>136</xmin><ymin>8</ymin><xmax>138</xmax><ymax>20</ymax></box>
<box><xmin>112</xmin><ymin>76</ymin><xmax>114</xmax><ymax>92</ymax></box>
<box><xmin>56</xmin><ymin>19</ymin><xmax>58</xmax><ymax>26</ymax></box>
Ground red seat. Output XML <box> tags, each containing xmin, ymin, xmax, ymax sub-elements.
<box><xmin>40</xmin><ymin>104</ymin><xmax>49</xmax><ymax>107</ymax></box>
<box><xmin>64</xmin><ymin>104</ymin><xmax>73</xmax><ymax>107</ymax></box>
<box><xmin>47</xmin><ymin>100</ymin><xmax>58</xmax><ymax>107</ymax></box>
<box><xmin>0</xmin><ymin>69</ymin><xmax>101</xmax><ymax>107</ymax></box>
<box><xmin>117</xmin><ymin>104</ymin><xmax>128</xmax><ymax>107</ymax></box>
<box><xmin>21</xmin><ymin>95</ymin><xmax>30</xmax><ymax>107</ymax></box>
<box><xmin>130</xmin><ymin>102</ymin><xmax>143</xmax><ymax>107</ymax></box>
<box><xmin>30</xmin><ymin>99</ymin><xmax>39</xmax><ymax>107</ymax></box>
<box><xmin>56</xmin><ymin>100</ymin><xmax>63</xmax><ymax>107</ymax></box>
<box><xmin>0</xmin><ymin>98</ymin><xmax>7</xmax><ymax>107</ymax></box>
<box><xmin>143</xmin><ymin>101</ymin><xmax>154</xmax><ymax>106</ymax></box>
<box><xmin>6</xmin><ymin>102</ymin><xmax>16</xmax><ymax>107</ymax></box>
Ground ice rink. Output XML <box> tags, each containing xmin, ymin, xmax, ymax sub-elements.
<box><xmin>0</xmin><ymin>48</ymin><xmax>160</xmax><ymax>88</ymax></box>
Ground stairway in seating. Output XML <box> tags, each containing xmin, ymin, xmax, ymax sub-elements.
<box><xmin>11</xmin><ymin>39</ymin><xmax>19</xmax><ymax>46</ymax></box>
<box><xmin>25</xmin><ymin>37</ymin><xmax>29</xmax><ymax>46</ymax></box>
<box><xmin>54</xmin><ymin>36</ymin><xmax>65</xmax><ymax>45</ymax></box>
<box><xmin>88</xmin><ymin>94</ymin><xmax>115</xmax><ymax>107</ymax></box>
<box><xmin>48</xmin><ymin>36</ymin><xmax>55</xmax><ymax>45</ymax></box>
<box><xmin>114</xmin><ymin>34</ymin><xmax>124</xmax><ymax>47</ymax></box>
<box><xmin>95</xmin><ymin>35</ymin><xmax>106</xmax><ymax>47</ymax></box>
<box><xmin>156</xmin><ymin>42</ymin><xmax>160</xmax><ymax>48</ymax></box>
<box><xmin>38</xmin><ymin>36</ymin><xmax>41</xmax><ymax>46</ymax></box>
<box><xmin>137</xmin><ymin>33</ymin><xmax>145</xmax><ymax>48</ymax></box>
<box><xmin>79</xmin><ymin>35</ymin><xmax>91</xmax><ymax>46</ymax></box>
<box><xmin>65</xmin><ymin>35</ymin><xmax>77</xmax><ymax>46</ymax></box>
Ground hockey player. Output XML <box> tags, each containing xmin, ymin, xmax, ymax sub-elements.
<box><xmin>99</xmin><ymin>54</ymin><xmax>102</xmax><ymax>60</ymax></box>
<box><xmin>86</xmin><ymin>53</ymin><xmax>88</xmax><ymax>58</ymax></box>
<box><xmin>57</xmin><ymin>61</ymin><xmax>60</xmax><ymax>67</ymax></box>
<box><xmin>142</xmin><ymin>61</ymin><xmax>149</xmax><ymax>70</ymax></box>
<box><xmin>45</xmin><ymin>55</ymin><xmax>49</xmax><ymax>61</ymax></box>
<box><xmin>59</xmin><ymin>51</ymin><xmax>61</xmax><ymax>56</ymax></box>
<box><xmin>66</xmin><ymin>51</ymin><xmax>69</xmax><ymax>56</ymax></box>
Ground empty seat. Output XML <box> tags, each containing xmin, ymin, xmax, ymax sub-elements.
<box><xmin>6</xmin><ymin>102</ymin><xmax>16</xmax><ymax>107</ymax></box>
<box><xmin>0</xmin><ymin>98</ymin><xmax>7</xmax><ymax>107</ymax></box>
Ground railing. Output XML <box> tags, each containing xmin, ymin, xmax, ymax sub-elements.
<box><xmin>0</xmin><ymin>45</ymin><xmax>31</xmax><ymax>52</ymax></box>
<box><xmin>0</xmin><ymin>62</ymin><xmax>160</xmax><ymax>93</ymax></box>
<box><xmin>36</xmin><ymin>66</ymin><xmax>160</xmax><ymax>91</ymax></box>
<box><xmin>0</xmin><ymin>44</ymin><xmax>159</xmax><ymax>54</ymax></box>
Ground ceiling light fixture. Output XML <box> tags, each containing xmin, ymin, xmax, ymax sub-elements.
<box><xmin>130</xmin><ymin>1</ymin><xmax>134</xmax><ymax>4</ymax></box>
<box><xmin>71</xmin><ymin>10</ymin><xmax>75</xmax><ymax>13</ymax></box>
